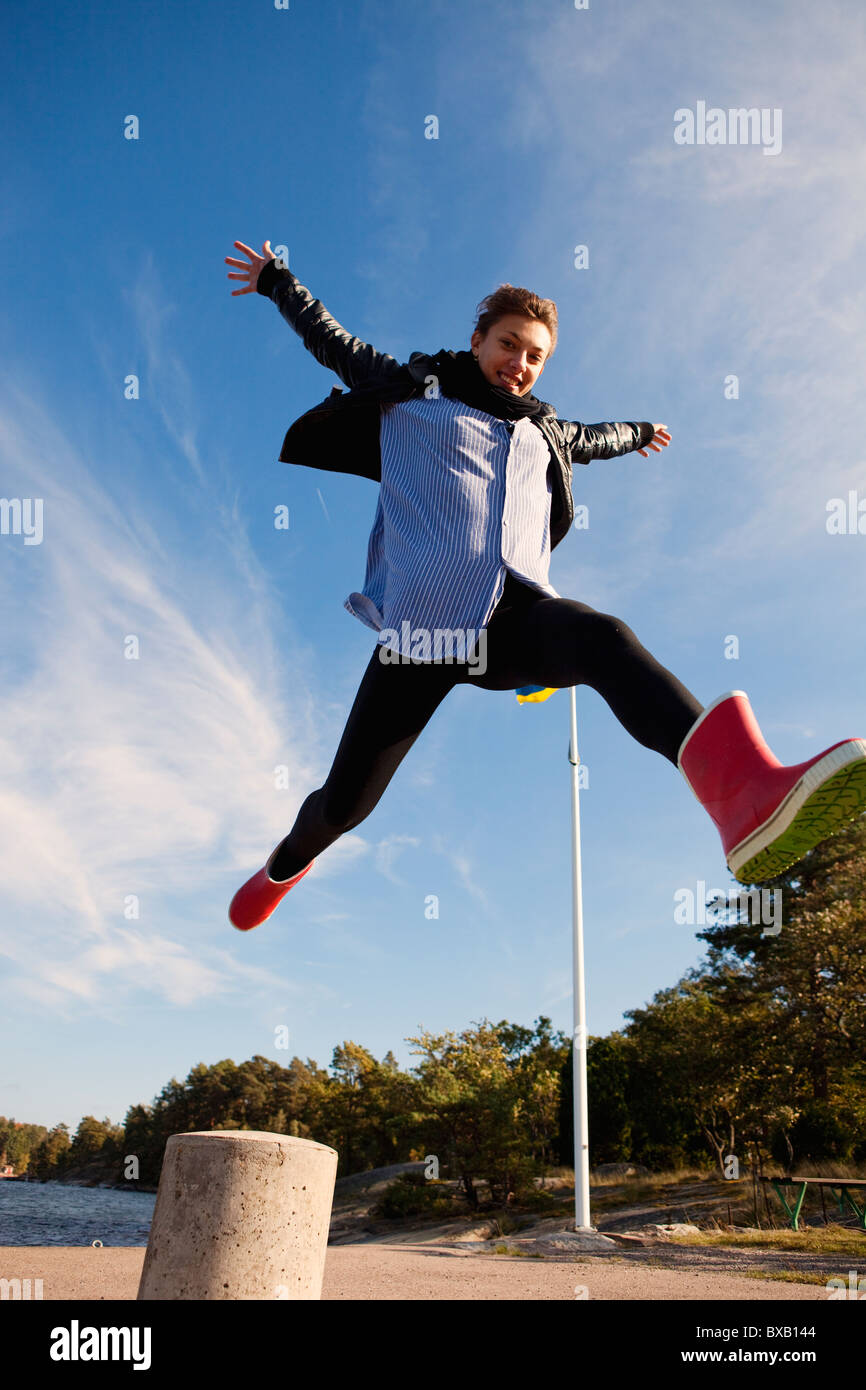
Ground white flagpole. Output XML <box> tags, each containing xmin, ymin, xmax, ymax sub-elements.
<box><xmin>569</xmin><ymin>685</ymin><xmax>592</xmax><ymax>1230</ymax></box>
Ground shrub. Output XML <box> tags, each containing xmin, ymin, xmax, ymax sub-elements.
<box><xmin>375</xmin><ymin>1172</ymin><xmax>455</xmax><ymax>1220</ymax></box>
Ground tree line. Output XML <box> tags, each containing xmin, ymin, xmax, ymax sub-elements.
<box><xmin>7</xmin><ymin>819</ymin><xmax>865</xmax><ymax>1203</ymax></box>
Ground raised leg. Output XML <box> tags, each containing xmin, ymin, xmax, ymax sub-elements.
<box><xmin>269</xmin><ymin>644</ymin><xmax>460</xmax><ymax>879</ymax></box>
<box><xmin>467</xmin><ymin>588</ymin><xmax>703</xmax><ymax>764</ymax></box>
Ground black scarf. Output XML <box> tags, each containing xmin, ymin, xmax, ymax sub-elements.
<box><xmin>431</xmin><ymin>348</ymin><xmax>549</xmax><ymax>421</ymax></box>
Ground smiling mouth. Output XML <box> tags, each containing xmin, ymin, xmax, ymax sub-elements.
<box><xmin>498</xmin><ymin>371</ymin><xmax>522</xmax><ymax>390</ymax></box>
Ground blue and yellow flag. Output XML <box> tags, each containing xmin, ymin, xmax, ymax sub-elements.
<box><xmin>515</xmin><ymin>684</ymin><xmax>560</xmax><ymax>705</ymax></box>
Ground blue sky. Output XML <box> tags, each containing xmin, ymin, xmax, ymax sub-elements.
<box><xmin>2</xmin><ymin>0</ymin><xmax>865</xmax><ymax>1133</ymax></box>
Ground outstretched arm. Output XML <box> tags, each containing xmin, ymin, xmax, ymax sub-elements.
<box><xmin>225</xmin><ymin>240</ymin><xmax>405</xmax><ymax>391</ymax></box>
<box><xmin>564</xmin><ymin>419</ymin><xmax>670</xmax><ymax>463</ymax></box>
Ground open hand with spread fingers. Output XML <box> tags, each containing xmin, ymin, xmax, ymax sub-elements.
<box><xmin>225</xmin><ymin>239</ymin><xmax>276</xmax><ymax>296</ymax></box>
<box><xmin>637</xmin><ymin>424</ymin><xmax>671</xmax><ymax>457</ymax></box>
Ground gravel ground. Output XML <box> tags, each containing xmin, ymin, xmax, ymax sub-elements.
<box><xmin>0</xmin><ymin>1243</ymin><xmax>835</xmax><ymax>1301</ymax></box>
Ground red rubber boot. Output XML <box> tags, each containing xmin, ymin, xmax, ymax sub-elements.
<box><xmin>229</xmin><ymin>845</ymin><xmax>314</xmax><ymax>931</ymax></box>
<box><xmin>678</xmin><ymin>691</ymin><xmax>866</xmax><ymax>883</ymax></box>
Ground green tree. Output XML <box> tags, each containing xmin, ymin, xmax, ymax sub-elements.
<box><xmin>407</xmin><ymin>1019</ymin><xmax>562</xmax><ymax>1206</ymax></box>
<box><xmin>558</xmin><ymin>1034</ymin><xmax>633</xmax><ymax>1168</ymax></box>
<box><xmin>623</xmin><ymin>968</ymin><xmax>783</xmax><ymax>1174</ymax></box>
<box><xmin>696</xmin><ymin>815</ymin><xmax>866</xmax><ymax>1165</ymax></box>
<box><xmin>66</xmin><ymin>1115</ymin><xmax>124</xmax><ymax>1177</ymax></box>
<box><xmin>0</xmin><ymin>1117</ymin><xmax>48</xmax><ymax>1174</ymax></box>
<box><xmin>29</xmin><ymin>1124</ymin><xmax>71</xmax><ymax>1181</ymax></box>
<box><xmin>318</xmin><ymin>1042</ymin><xmax>419</xmax><ymax>1176</ymax></box>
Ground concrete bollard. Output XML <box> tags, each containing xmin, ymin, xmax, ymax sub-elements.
<box><xmin>137</xmin><ymin>1130</ymin><xmax>338</xmax><ymax>1300</ymax></box>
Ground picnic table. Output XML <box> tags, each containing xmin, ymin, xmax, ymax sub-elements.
<box><xmin>762</xmin><ymin>1176</ymin><xmax>866</xmax><ymax>1232</ymax></box>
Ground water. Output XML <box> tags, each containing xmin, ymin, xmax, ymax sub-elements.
<box><xmin>0</xmin><ymin>1181</ymin><xmax>155</xmax><ymax>1246</ymax></box>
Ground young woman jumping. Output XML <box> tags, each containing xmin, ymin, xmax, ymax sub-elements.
<box><xmin>225</xmin><ymin>239</ymin><xmax>866</xmax><ymax>932</ymax></box>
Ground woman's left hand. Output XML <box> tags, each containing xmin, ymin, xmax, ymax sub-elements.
<box><xmin>637</xmin><ymin>424</ymin><xmax>671</xmax><ymax>457</ymax></box>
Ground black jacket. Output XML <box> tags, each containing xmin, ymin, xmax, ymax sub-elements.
<box><xmin>256</xmin><ymin>258</ymin><xmax>656</xmax><ymax>553</ymax></box>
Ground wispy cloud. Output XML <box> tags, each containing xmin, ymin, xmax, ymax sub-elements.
<box><xmin>375</xmin><ymin>833</ymin><xmax>421</xmax><ymax>884</ymax></box>
<box><xmin>4</xmin><ymin>929</ymin><xmax>280</xmax><ymax>1010</ymax></box>
<box><xmin>0</xmin><ymin>364</ymin><xmax>340</xmax><ymax>1013</ymax></box>
<box><xmin>124</xmin><ymin>253</ymin><xmax>207</xmax><ymax>489</ymax></box>
<box><xmin>428</xmin><ymin>831</ymin><xmax>492</xmax><ymax>912</ymax></box>
<box><xmin>508</xmin><ymin>3</ymin><xmax>866</xmax><ymax>632</ymax></box>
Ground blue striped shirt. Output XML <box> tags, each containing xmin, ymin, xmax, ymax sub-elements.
<box><xmin>344</xmin><ymin>392</ymin><xmax>560</xmax><ymax>659</ymax></box>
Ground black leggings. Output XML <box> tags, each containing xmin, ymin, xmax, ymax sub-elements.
<box><xmin>270</xmin><ymin>572</ymin><xmax>703</xmax><ymax>879</ymax></box>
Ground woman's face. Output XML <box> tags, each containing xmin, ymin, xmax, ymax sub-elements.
<box><xmin>470</xmin><ymin>314</ymin><xmax>552</xmax><ymax>396</ymax></box>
